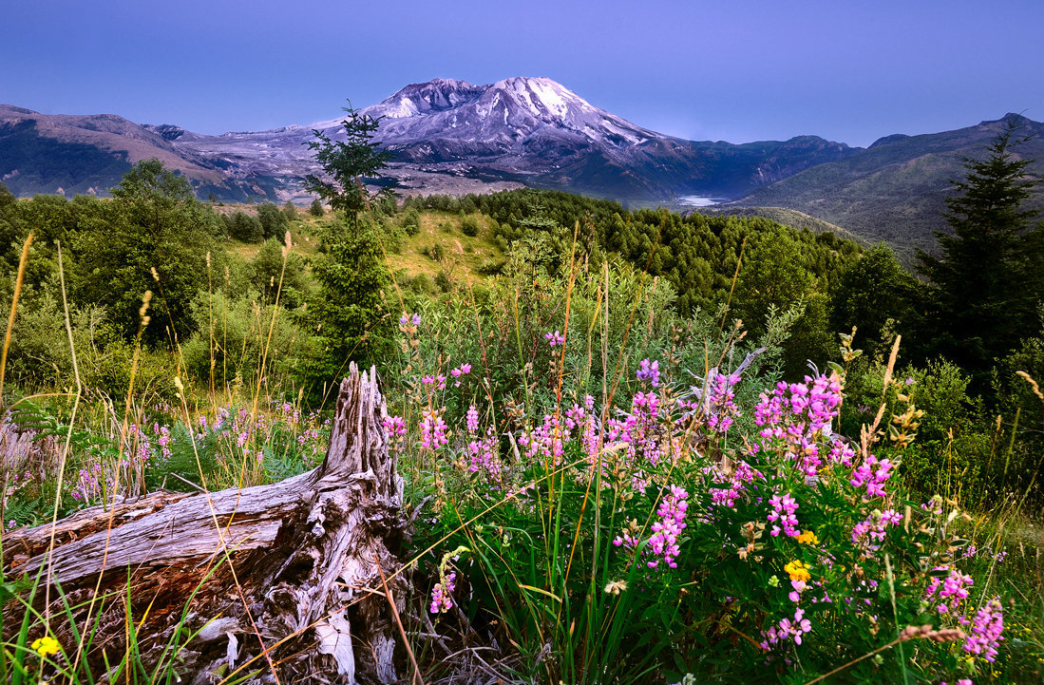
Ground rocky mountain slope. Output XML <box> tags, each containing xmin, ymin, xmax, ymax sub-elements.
<box><xmin>3</xmin><ymin>82</ymin><xmax>1041</xmax><ymax>257</ymax></box>
<box><xmin>722</xmin><ymin>114</ymin><xmax>1044</xmax><ymax>259</ymax></box>
<box><xmin>1</xmin><ymin>77</ymin><xmax>856</xmax><ymax>203</ymax></box>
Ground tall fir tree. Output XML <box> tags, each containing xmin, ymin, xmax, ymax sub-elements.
<box><xmin>918</xmin><ymin>120</ymin><xmax>1043</xmax><ymax>386</ymax></box>
<box><xmin>302</xmin><ymin>103</ymin><xmax>394</xmax><ymax>389</ymax></box>
<box><xmin>303</xmin><ymin>103</ymin><xmax>393</xmax><ymax>228</ymax></box>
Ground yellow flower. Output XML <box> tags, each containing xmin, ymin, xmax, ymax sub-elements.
<box><xmin>31</xmin><ymin>635</ymin><xmax>59</xmax><ymax>657</ymax></box>
<box><xmin>784</xmin><ymin>560</ymin><xmax>811</xmax><ymax>583</ymax></box>
<box><xmin>796</xmin><ymin>530</ymin><xmax>819</xmax><ymax>545</ymax></box>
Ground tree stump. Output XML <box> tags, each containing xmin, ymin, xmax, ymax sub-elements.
<box><xmin>3</xmin><ymin>364</ymin><xmax>409</xmax><ymax>684</ymax></box>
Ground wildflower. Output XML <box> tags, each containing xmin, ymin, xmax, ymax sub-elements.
<box><xmin>413</xmin><ymin>313</ymin><xmax>422</xmax><ymax>326</ymax></box>
<box><xmin>784</xmin><ymin>560</ymin><xmax>811</xmax><ymax>583</ymax></box>
<box><xmin>796</xmin><ymin>530</ymin><xmax>819</xmax><ymax>545</ymax></box>
<box><xmin>544</xmin><ymin>330</ymin><xmax>565</xmax><ymax>347</ymax></box>
<box><xmin>430</xmin><ymin>572</ymin><xmax>456</xmax><ymax>614</ymax></box>
<box><xmin>382</xmin><ymin>415</ymin><xmax>407</xmax><ymax>439</ymax></box>
<box><xmin>646</xmin><ymin>486</ymin><xmax>689</xmax><ymax>569</ymax></box>
<box><xmin>636</xmin><ymin>358</ymin><xmax>660</xmax><ymax>387</ymax></box>
<box><xmin>923</xmin><ymin>566</ymin><xmax>974</xmax><ymax>615</ymax></box>
<box><xmin>767</xmin><ymin>493</ymin><xmax>800</xmax><ymax>538</ymax></box>
<box><xmin>465</xmin><ymin>405</ymin><xmax>479</xmax><ymax>434</ymax></box>
<box><xmin>604</xmin><ymin>579</ymin><xmax>628</xmax><ymax>595</ymax></box>
<box><xmin>450</xmin><ymin>363</ymin><xmax>472</xmax><ymax>385</ymax></box>
<box><xmin>31</xmin><ymin>635</ymin><xmax>59</xmax><ymax>657</ymax></box>
<box><xmin>761</xmin><ymin>608</ymin><xmax>812</xmax><ymax>649</ymax></box>
<box><xmin>850</xmin><ymin>454</ymin><xmax>894</xmax><ymax>498</ymax></box>
<box><xmin>707</xmin><ymin>372</ymin><xmax>740</xmax><ymax>433</ymax></box>
<box><xmin>419</xmin><ymin>408</ymin><xmax>449</xmax><ymax>450</ymax></box>
<box><xmin>964</xmin><ymin>598</ymin><xmax>1003</xmax><ymax>662</ymax></box>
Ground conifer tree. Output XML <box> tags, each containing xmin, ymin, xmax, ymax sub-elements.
<box><xmin>304</xmin><ymin>103</ymin><xmax>392</xmax><ymax>229</ymax></box>
<box><xmin>918</xmin><ymin>120</ymin><xmax>1043</xmax><ymax>383</ymax></box>
<box><xmin>302</xmin><ymin>103</ymin><xmax>393</xmax><ymax>386</ymax></box>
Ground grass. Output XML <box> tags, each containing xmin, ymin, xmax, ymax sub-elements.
<box><xmin>384</xmin><ymin>211</ymin><xmax>504</xmax><ymax>287</ymax></box>
<box><xmin>3</xmin><ymin>218</ymin><xmax>1044</xmax><ymax>685</ymax></box>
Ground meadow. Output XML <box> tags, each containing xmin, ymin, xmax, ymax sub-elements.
<box><xmin>1</xmin><ymin>159</ymin><xmax>1043</xmax><ymax>684</ymax></box>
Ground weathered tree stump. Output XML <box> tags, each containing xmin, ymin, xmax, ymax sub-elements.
<box><xmin>3</xmin><ymin>364</ymin><xmax>409</xmax><ymax>684</ymax></box>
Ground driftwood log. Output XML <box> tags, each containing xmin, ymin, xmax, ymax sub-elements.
<box><xmin>3</xmin><ymin>365</ymin><xmax>409</xmax><ymax>684</ymax></box>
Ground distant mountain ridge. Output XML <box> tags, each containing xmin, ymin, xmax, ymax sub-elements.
<box><xmin>720</xmin><ymin>113</ymin><xmax>1044</xmax><ymax>259</ymax></box>
<box><xmin>0</xmin><ymin>77</ymin><xmax>856</xmax><ymax>203</ymax></box>
<box><xmin>2</xmin><ymin>80</ymin><xmax>1041</xmax><ymax>255</ymax></box>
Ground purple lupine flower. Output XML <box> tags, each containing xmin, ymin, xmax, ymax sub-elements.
<box><xmin>767</xmin><ymin>493</ymin><xmax>800</xmax><ymax>538</ymax></box>
<box><xmin>964</xmin><ymin>598</ymin><xmax>1003</xmax><ymax>662</ymax></box>
<box><xmin>382</xmin><ymin>415</ymin><xmax>407</xmax><ymax>439</ymax></box>
<box><xmin>923</xmin><ymin>565</ymin><xmax>974</xmax><ymax>615</ymax></box>
<box><xmin>850</xmin><ymin>454</ymin><xmax>894</xmax><ymax>498</ymax></box>
<box><xmin>761</xmin><ymin>608</ymin><xmax>812</xmax><ymax>649</ymax></box>
<box><xmin>636</xmin><ymin>359</ymin><xmax>660</xmax><ymax>387</ymax></box>
<box><xmin>420</xmin><ymin>408</ymin><xmax>449</xmax><ymax>450</ymax></box>
<box><xmin>646</xmin><ymin>485</ymin><xmax>689</xmax><ymax>569</ymax></box>
<box><xmin>450</xmin><ymin>363</ymin><xmax>472</xmax><ymax>377</ymax></box>
<box><xmin>544</xmin><ymin>330</ymin><xmax>565</xmax><ymax>347</ymax></box>
<box><xmin>430</xmin><ymin>572</ymin><xmax>456</xmax><ymax>614</ymax></box>
<box><xmin>707</xmin><ymin>372</ymin><xmax>740</xmax><ymax>433</ymax></box>
<box><xmin>466</xmin><ymin>405</ymin><xmax>479</xmax><ymax>434</ymax></box>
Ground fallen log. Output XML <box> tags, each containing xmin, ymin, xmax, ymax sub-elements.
<box><xmin>3</xmin><ymin>364</ymin><xmax>410</xmax><ymax>685</ymax></box>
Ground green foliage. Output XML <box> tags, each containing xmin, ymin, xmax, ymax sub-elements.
<box><xmin>302</xmin><ymin>219</ymin><xmax>391</xmax><ymax>389</ymax></box>
<box><xmin>256</xmin><ymin>201</ymin><xmax>290</xmax><ymax>241</ymax></box>
<box><xmin>181</xmin><ymin>289</ymin><xmax>307</xmax><ymax>388</ymax></box>
<box><xmin>830</xmin><ymin>244</ymin><xmax>922</xmax><ymax>360</ymax></box>
<box><xmin>308</xmin><ymin>197</ymin><xmax>324</xmax><ymax>217</ymax></box>
<box><xmin>72</xmin><ymin>160</ymin><xmax>224</xmax><ymax>345</ymax></box>
<box><xmin>225</xmin><ymin>210</ymin><xmax>263</xmax><ymax>243</ymax></box>
<box><xmin>918</xmin><ymin>124</ymin><xmax>1044</xmax><ymax>387</ymax></box>
<box><xmin>401</xmin><ymin>207</ymin><xmax>421</xmax><ymax>236</ymax></box>
<box><xmin>282</xmin><ymin>200</ymin><xmax>297</xmax><ymax>222</ymax></box>
<box><xmin>246</xmin><ymin>239</ymin><xmax>309</xmax><ymax>308</ymax></box>
<box><xmin>460</xmin><ymin>214</ymin><xmax>480</xmax><ymax>237</ymax></box>
<box><xmin>304</xmin><ymin>103</ymin><xmax>393</xmax><ymax>227</ymax></box>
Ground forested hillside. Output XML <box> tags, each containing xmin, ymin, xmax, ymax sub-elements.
<box><xmin>2</xmin><ymin>136</ymin><xmax>1043</xmax><ymax>682</ymax></box>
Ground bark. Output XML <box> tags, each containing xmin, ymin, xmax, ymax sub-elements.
<box><xmin>2</xmin><ymin>364</ymin><xmax>409</xmax><ymax>685</ymax></box>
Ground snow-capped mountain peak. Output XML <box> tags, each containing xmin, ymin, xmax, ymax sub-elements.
<box><xmin>356</xmin><ymin>76</ymin><xmax>663</xmax><ymax>151</ymax></box>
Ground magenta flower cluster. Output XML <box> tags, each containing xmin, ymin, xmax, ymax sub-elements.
<box><xmin>964</xmin><ymin>598</ymin><xmax>1004</xmax><ymax>662</ymax></box>
<box><xmin>450</xmin><ymin>363</ymin><xmax>472</xmax><ymax>386</ymax></box>
<box><xmin>760</xmin><ymin>608</ymin><xmax>813</xmax><ymax>649</ymax></box>
<box><xmin>849</xmin><ymin>454</ymin><xmax>895</xmax><ymax>498</ymax></box>
<box><xmin>923</xmin><ymin>565</ymin><xmax>974</xmax><ymax>615</ymax></box>
<box><xmin>430</xmin><ymin>572</ymin><xmax>457</xmax><ymax>614</ymax></box>
<box><xmin>767</xmin><ymin>493</ymin><xmax>800</xmax><ymax>538</ymax></box>
<box><xmin>706</xmin><ymin>372</ymin><xmax>740</xmax><ymax>433</ymax></box>
<box><xmin>851</xmin><ymin>508</ymin><xmax>903</xmax><ymax>553</ymax></box>
<box><xmin>636</xmin><ymin>358</ymin><xmax>660</xmax><ymax>387</ymax></box>
<box><xmin>420</xmin><ymin>408</ymin><xmax>449</xmax><ymax>451</ymax></box>
<box><xmin>645</xmin><ymin>485</ymin><xmax>689</xmax><ymax>569</ymax></box>
<box><xmin>544</xmin><ymin>330</ymin><xmax>566</xmax><ymax>347</ymax></box>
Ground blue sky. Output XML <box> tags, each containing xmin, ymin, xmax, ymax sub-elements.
<box><xmin>3</xmin><ymin>0</ymin><xmax>1042</xmax><ymax>148</ymax></box>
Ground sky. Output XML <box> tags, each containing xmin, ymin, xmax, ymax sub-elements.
<box><xmin>2</xmin><ymin>0</ymin><xmax>1043</xmax><ymax>148</ymax></box>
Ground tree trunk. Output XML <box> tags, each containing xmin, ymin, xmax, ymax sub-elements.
<box><xmin>3</xmin><ymin>364</ymin><xmax>409</xmax><ymax>684</ymax></box>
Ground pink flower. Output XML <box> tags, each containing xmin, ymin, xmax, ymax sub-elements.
<box><xmin>964</xmin><ymin>598</ymin><xmax>1003</xmax><ymax>662</ymax></box>
<box><xmin>544</xmin><ymin>330</ymin><xmax>566</xmax><ymax>347</ymax></box>
<box><xmin>430</xmin><ymin>572</ymin><xmax>457</xmax><ymax>614</ymax></box>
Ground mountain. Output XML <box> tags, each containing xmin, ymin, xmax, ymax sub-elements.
<box><xmin>157</xmin><ymin>77</ymin><xmax>856</xmax><ymax>202</ymax></box>
<box><xmin>720</xmin><ymin>114</ymin><xmax>1044</xmax><ymax>260</ymax></box>
<box><xmin>0</xmin><ymin>105</ymin><xmax>264</xmax><ymax>199</ymax></box>
<box><xmin>4</xmin><ymin>82</ymin><xmax>1041</xmax><ymax>257</ymax></box>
